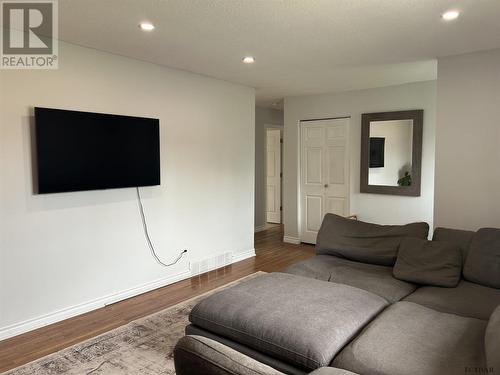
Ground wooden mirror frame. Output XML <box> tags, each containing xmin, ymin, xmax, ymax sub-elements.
<box><xmin>360</xmin><ymin>110</ymin><xmax>423</xmax><ymax>196</ymax></box>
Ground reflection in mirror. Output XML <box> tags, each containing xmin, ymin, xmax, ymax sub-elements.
<box><xmin>368</xmin><ymin>120</ymin><xmax>413</xmax><ymax>187</ymax></box>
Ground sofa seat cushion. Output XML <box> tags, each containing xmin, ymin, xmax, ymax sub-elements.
<box><xmin>189</xmin><ymin>273</ymin><xmax>388</xmax><ymax>372</ymax></box>
<box><xmin>316</xmin><ymin>213</ymin><xmax>429</xmax><ymax>266</ymax></box>
<box><xmin>333</xmin><ymin>301</ymin><xmax>487</xmax><ymax>375</ymax></box>
<box><xmin>285</xmin><ymin>255</ymin><xmax>416</xmax><ymax>303</ymax></box>
<box><xmin>403</xmin><ymin>280</ymin><xmax>500</xmax><ymax>320</ymax></box>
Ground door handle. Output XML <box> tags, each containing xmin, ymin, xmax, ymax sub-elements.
<box><xmin>324</xmin><ymin>184</ymin><xmax>329</xmax><ymax>188</ymax></box>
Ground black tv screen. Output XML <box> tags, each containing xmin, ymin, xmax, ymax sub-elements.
<box><xmin>35</xmin><ymin>107</ymin><xmax>160</xmax><ymax>194</ymax></box>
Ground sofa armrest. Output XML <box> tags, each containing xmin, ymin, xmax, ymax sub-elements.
<box><xmin>309</xmin><ymin>367</ymin><xmax>359</xmax><ymax>375</ymax></box>
<box><xmin>174</xmin><ymin>335</ymin><xmax>285</xmax><ymax>375</ymax></box>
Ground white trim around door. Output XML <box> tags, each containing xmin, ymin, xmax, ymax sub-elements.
<box><xmin>266</xmin><ymin>128</ymin><xmax>282</xmax><ymax>223</ymax></box>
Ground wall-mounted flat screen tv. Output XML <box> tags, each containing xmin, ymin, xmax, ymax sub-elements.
<box><xmin>35</xmin><ymin>107</ymin><xmax>160</xmax><ymax>194</ymax></box>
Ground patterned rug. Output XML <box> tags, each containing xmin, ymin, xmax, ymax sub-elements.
<box><xmin>3</xmin><ymin>272</ymin><xmax>264</xmax><ymax>375</ymax></box>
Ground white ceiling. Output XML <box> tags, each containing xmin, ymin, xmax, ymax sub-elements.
<box><xmin>54</xmin><ymin>0</ymin><xmax>500</xmax><ymax>107</ymax></box>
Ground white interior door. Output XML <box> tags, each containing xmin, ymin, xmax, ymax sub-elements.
<box><xmin>300</xmin><ymin>118</ymin><xmax>350</xmax><ymax>244</ymax></box>
<box><xmin>266</xmin><ymin>128</ymin><xmax>281</xmax><ymax>223</ymax></box>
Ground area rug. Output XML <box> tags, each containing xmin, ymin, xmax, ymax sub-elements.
<box><xmin>3</xmin><ymin>272</ymin><xmax>265</xmax><ymax>375</ymax></box>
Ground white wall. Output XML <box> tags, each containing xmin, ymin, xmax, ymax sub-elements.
<box><xmin>0</xmin><ymin>41</ymin><xmax>255</xmax><ymax>339</ymax></box>
<box><xmin>254</xmin><ymin>106</ymin><xmax>283</xmax><ymax>229</ymax></box>
<box><xmin>435</xmin><ymin>49</ymin><xmax>500</xmax><ymax>230</ymax></box>
<box><xmin>283</xmin><ymin>81</ymin><xmax>436</xmax><ymax>240</ymax></box>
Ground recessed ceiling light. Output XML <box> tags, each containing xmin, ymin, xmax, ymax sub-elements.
<box><xmin>442</xmin><ymin>10</ymin><xmax>460</xmax><ymax>21</ymax></box>
<box><xmin>139</xmin><ymin>22</ymin><xmax>155</xmax><ymax>31</ymax></box>
<box><xmin>242</xmin><ymin>56</ymin><xmax>255</xmax><ymax>64</ymax></box>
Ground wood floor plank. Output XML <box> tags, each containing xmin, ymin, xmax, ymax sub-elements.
<box><xmin>0</xmin><ymin>225</ymin><xmax>314</xmax><ymax>372</ymax></box>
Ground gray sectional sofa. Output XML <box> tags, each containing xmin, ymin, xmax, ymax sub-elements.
<box><xmin>174</xmin><ymin>214</ymin><xmax>500</xmax><ymax>375</ymax></box>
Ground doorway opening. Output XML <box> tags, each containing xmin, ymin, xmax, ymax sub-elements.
<box><xmin>265</xmin><ymin>128</ymin><xmax>282</xmax><ymax>226</ymax></box>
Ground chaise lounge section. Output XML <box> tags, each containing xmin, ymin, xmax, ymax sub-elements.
<box><xmin>188</xmin><ymin>272</ymin><xmax>388</xmax><ymax>372</ymax></box>
<box><xmin>174</xmin><ymin>214</ymin><xmax>500</xmax><ymax>375</ymax></box>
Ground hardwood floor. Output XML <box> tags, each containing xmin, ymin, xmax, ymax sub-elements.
<box><xmin>0</xmin><ymin>225</ymin><xmax>314</xmax><ymax>373</ymax></box>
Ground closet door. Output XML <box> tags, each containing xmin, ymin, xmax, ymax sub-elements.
<box><xmin>300</xmin><ymin>118</ymin><xmax>350</xmax><ymax>244</ymax></box>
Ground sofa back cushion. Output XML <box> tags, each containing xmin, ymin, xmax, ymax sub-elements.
<box><xmin>316</xmin><ymin>214</ymin><xmax>429</xmax><ymax>266</ymax></box>
<box><xmin>485</xmin><ymin>305</ymin><xmax>500</xmax><ymax>374</ymax></box>
<box><xmin>464</xmin><ymin>228</ymin><xmax>500</xmax><ymax>289</ymax></box>
<box><xmin>393</xmin><ymin>237</ymin><xmax>462</xmax><ymax>287</ymax></box>
<box><xmin>432</xmin><ymin>227</ymin><xmax>475</xmax><ymax>260</ymax></box>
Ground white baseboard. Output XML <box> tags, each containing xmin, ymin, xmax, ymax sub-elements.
<box><xmin>0</xmin><ymin>269</ymin><xmax>192</xmax><ymax>341</ymax></box>
<box><xmin>232</xmin><ymin>248</ymin><xmax>256</xmax><ymax>262</ymax></box>
<box><xmin>283</xmin><ymin>235</ymin><xmax>301</xmax><ymax>244</ymax></box>
<box><xmin>254</xmin><ymin>225</ymin><xmax>266</xmax><ymax>233</ymax></box>
<box><xmin>0</xmin><ymin>249</ymin><xmax>256</xmax><ymax>341</ymax></box>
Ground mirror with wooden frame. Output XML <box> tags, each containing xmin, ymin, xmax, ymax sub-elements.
<box><xmin>360</xmin><ymin>110</ymin><xmax>423</xmax><ymax>196</ymax></box>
